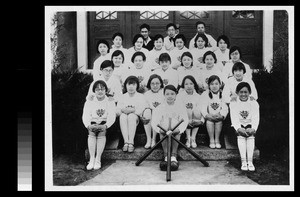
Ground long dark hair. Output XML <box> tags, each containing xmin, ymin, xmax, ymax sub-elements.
<box><xmin>208</xmin><ymin>75</ymin><xmax>222</xmax><ymax>99</ymax></box>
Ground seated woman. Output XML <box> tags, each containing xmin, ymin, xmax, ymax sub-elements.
<box><xmin>82</xmin><ymin>80</ymin><xmax>116</xmax><ymax>170</ymax></box>
<box><xmin>116</xmin><ymin>76</ymin><xmax>149</xmax><ymax>153</ymax></box>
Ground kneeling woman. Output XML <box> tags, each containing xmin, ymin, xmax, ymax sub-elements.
<box><xmin>82</xmin><ymin>80</ymin><xmax>117</xmax><ymax>170</ymax></box>
<box><xmin>151</xmin><ymin>85</ymin><xmax>189</xmax><ymax>171</ymax></box>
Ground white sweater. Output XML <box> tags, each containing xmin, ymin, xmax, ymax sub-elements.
<box><xmin>148</xmin><ymin>48</ymin><xmax>169</xmax><ymax>71</ymax></box>
<box><xmin>82</xmin><ymin>96</ymin><xmax>116</xmax><ymax>128</ymax></box>
<box><xmin>92</xmin><ymin>54</ymin><xmax>111</xmax><ymax>80</ymax></box>
<box><xmin>229</xmin><ymin>98</ymin><xmax>260</xmax><ymax>131</ymax></box>
<box><xmin>151</xmin><ymin>100</ymin><xmax>189</xmax><ymax>134</ymax></box>
<box><xmin>222</xmin><ymin>76</ymin><xmax>258</xmax><ymax>104</ymax></box>
<box><xmin>116</xmin><ymin>92</ymin><xmax>149</xmax><ymax>116</ymax></box>
<box><xmin>169</xmin><ymin>46</ymin><xmax>190</xmax><ymax>70</ymax></box>
<box><xmin>153</xmin><ymin>67</ymin><xmax>179</xmax><ymax>88</ymax></box>
<box><xmin>190</xmin><ymin>47</ymin><xmax>212</xmax><ymax>69</ymax></box>
<box><xmin>200</xmin><ymin>90</ymin><xmax>228</xmax><ymax>118</ymax></box>
<box><xmin>144</xmin><ymin>89</ymin><xmax>165</xmax><ymax>110</ymax></box>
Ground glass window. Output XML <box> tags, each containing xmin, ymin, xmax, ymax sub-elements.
<box><xmin>140</xmin><ymin>11</ymin><xmax>169</xmax><ymax>19</ymax></box>
<box><xmin>180</xmin><ymin>11</ymin><xmax>209</xmax><ymax>19</ymax></box>
<box><xmin>232</xmin><ymin>11</ymin><xmax>255</xmax><ymax>19</ymax></box>
<box><xmin>96</xmin><ymin>11</ymin><xmax>117</xmax><ymax>20</ymax></box>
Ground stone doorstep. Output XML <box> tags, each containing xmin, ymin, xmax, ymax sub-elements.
<box><xmin>102</xmin><ymin>146</ymin><xmax>260</xmax><ymax>161</ymax></box>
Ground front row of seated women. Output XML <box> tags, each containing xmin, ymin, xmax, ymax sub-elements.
<box><xmin>82</xmin><ymin>68</ymin><xmax>259</xmax><ymax>173</ymax></box>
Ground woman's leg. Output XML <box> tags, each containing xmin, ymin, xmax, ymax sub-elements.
<box><xmin>185</xmin><ymin>128</ymin><xmax>191</xmax><ymax>148</ymax></box>
<box><xmin>119</xmin><ymin>113</ymin><xmax>129</xmax><ymax>144</ymax></box>
<box><xmin>191</xmin><ymin>127</ymin><xmax>199</xmax><ymax>148</ymax></box>
<box><xmin>237</xmin><ymin>135</ymin><xmax>248</xmax><ymax>170</ymax></box>
<box><xmin>246</xmin><ymin>136</ymin><xmax>255</xmax><ymax>171</ymax></box>
<box><xmin>151</xmin><ymin>126</ymin><xmax>157</xmax><ymax>148</ymax></box>
<box><xmin>142</xmin><ymin>108</ymin><xmax>152</xmax><ymax>148</ymax></box>
<box><xmin>127</xmin><ymin>113</ymin><xmax>138</xmax><ymax>145</ymax></box>
<box><xmin>160</xmin><ymin>133</ymin><xmax>168</xmax><ymax>159</ymax></box>
<box><xmin>206</xmin><ymin>120</ymin><xmax>215</xmax><ymax>148</ymax></box>
<box><xmin>214</xmin><ymin>121</ymin><xmax>223</xmax><ymax>148</ymax></box>
<box><xmin>94</xmin><ymin>130</ymin><xmax>107</xmax><ymax>169</ymax></box>
<box><xmin>87</xmin><ymin>131</ymin><xmax>97</xmax><ymax>170</ymax></box>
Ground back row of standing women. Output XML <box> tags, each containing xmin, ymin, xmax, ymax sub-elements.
<box><xmin>82</xmin><ymin>21</ymin><xmax>260</xmax><ymax>172</ymax></box>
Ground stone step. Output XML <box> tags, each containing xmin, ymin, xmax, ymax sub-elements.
<box><xmin>102</xmin><ymin>146</ymin><xmax>260</xmax><ymax>161</ymax></box>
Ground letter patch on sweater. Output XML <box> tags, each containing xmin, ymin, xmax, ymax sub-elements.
<box><xmin>239</xmin><ymin>110</ymin><xmax>249</xmax><ymax>119</ymax></box>
<box><xmin>186</xmin><ymin>103</ymin><xmax>193</xmax><ymax>109</ymax></box>
<box><xmin>96</xmin><ymin>109</ymin><xmax>105</xmax><ymax>117</ymax></box>
<box><xmin>152</xmin><ymin>101</ymin><xmax>161</xmax><ymax>108</ymax></box>
<box><xmin>210</xmin><ymin>102</ymin><xmax>219</xmax><ymax>110</ymax></box>
<box><xmin>163</xmin><ymin>79</ymin><xmax>169</xmax><ymax>85</ymax></box>
<box><xmin>137</xmin><ymin>76</ymin><xmax>144</xmax><ymax>83</ymax></box>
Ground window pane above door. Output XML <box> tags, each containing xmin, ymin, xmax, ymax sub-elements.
<box><xmin>180</xmin><ymin>11</ymin><xmax>209</xmax><ymax>19</ymax></box>
<box><xmin>95</xmin><ymin>11</ymin><xmax>117</xmax><ymax>20</ymax></box>
<box><xmin>232</xmin><ymin>11</ymin><xmax>255</xmax><ymax>19</ymax></box>
<box><xmin>140</xmin><ymin>11</ymin><xmax>169</xmax><ymax>19</ymax></box>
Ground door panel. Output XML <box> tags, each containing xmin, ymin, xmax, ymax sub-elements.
<box><xmin>224</xmin><ymin>11</ymin><xmax>263</xmax><ymax>69</ymax></box>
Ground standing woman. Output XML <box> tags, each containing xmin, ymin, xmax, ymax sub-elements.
<box><xmin>93</xmin><ymin>39</ymin><xmax>111</xmax><ymax>80</ymax></box>
<box><xmin>223</xmin><ymin>46</ymin><xmax>252</xmax><ymax>83</ymax></box>
<box><xmin>82</xmin><ymin>80</ymin><xmax>116</xmax><ymax>170</ymax></box>
<box><xmin>117</xmin><ymin>76</ymin><xmax>148</xmax><ymax>153</ymax></box>
<box><xmin>229</xmin><ymin>82</ymin><xmax>260</xmax><ymax>171</ymax></box>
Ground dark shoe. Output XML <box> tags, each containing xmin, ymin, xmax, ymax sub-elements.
<box><xmin>159</xmin><ymin>161</ymin><xmax>167</xmax><ymax>171</ymax></box>
<box><xmin>171</xmin><ymin>161</ymin><xmax>179</xmax><ymax>171</ymax></box>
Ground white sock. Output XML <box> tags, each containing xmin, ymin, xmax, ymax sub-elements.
<box><xmin>246</xmin><ymin>137</ymin><xmax>255</xmax><ymax>164</ymax></box>
<box><xmin>237</xmin><ymin>136</ymin><xmax>247</xmax><ymax>163</ymax></box>
<box><xmin>88</xmin><ymin>135</ymin><xmax>97</xmax><ymax>165</ymax></box>
<box><xmin>95</xmin><ymin>136</ymin><xmax>106</xmax><ymax>164</ymax></box>
<box><xmin>171</xmin><ymin>156</ymin><xmax>177</xmax><ymax>162</ymax></box>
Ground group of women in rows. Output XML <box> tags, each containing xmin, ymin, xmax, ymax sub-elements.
<box><xmin>82</xmin><ymin>21</ymin><xmax>260</xmax><ymax>172</ymax></box>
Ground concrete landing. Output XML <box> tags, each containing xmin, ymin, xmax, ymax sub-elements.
<box><xmin>78</xmin><ymin>160</ymin><xmax>258</xmax><ymax>190</ymax></box>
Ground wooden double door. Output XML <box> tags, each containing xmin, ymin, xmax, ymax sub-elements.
<box><xmin>88</xmin><ymin>10</ymin><xmax>262</xmax><ymax>69</ymax></box>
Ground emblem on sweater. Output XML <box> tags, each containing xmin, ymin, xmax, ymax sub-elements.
<box><xmin>137</xmin><ymin>76</ymin><xmax>144</xmax><ymax>83</ymax></box>
<box><xmin>163</xmin><ymin>79</ymin><xmax>169</xmax><ymax>85</ymax></box>
<box><xmin>96</xmin><ymin>109</ymin><xmax>105</xmax><ymax>117</ymax></box>
<box><xmin>152</xmin><ymin>101</ymin><xmax>161</xmax><ymax>108</ymax></box>
<box><xmin>186</xmin><ymin>103</ymin><xmax>193</xmax><ymax>109</ymax></box>
<box><xmin>210</xmin><ymin>102</ymin><xmax>219</xmax><ymax>110</ymax></box>
<box><xmin>239</xmin><ymin>110</ymin><xmax>249</xmax><ymax>119</ymax></box>
<box><xmin>205</xmin><ymin>77</ymin><xmax>209</xmax><ymax>84</ymax></box>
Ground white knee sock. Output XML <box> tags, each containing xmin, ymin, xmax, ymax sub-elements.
<box><xmin>237</xmin><ymin>136</ymin><xmax>247</xmax><ymax>163</ymax></box>
<box><xmin>95</xmin><ymin>135</ymin><xmax>106</xmax><ymax>163</ymax></box>
<box><xmin>88</xmin><ymin>135</ymin><xmax>97</xmax><ymax>164</ymax></box>
<box><xmin>246</xmin><ymin>137</ymin><xmax>255</xmax><ymax>163</ymax></box>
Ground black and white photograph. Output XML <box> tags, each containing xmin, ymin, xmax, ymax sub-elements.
<box><xmin>45</xmin><ymin>5</ymin><xmax>294</xmax><ymax>191</ymax></box>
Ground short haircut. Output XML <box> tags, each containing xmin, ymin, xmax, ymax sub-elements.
<box><xmin>158</xmin><ymin>53</ymin><xmax>171</xmax><ymax>63</ymax></box>
<box><xmin>195</xmin><ymin>21</ymin><xmax>206</xmax><ymax>28</ymax></box>
<box><xmin>140</xmin><ymin>23</ymin><xmax>150</xmax><ymax>31</ymax></box>
<box><xmin>163</xmin><ymin>84</ymin><xmax>178</xmax><ymax>95</ymax></box>
<box><xmin>180</xmin><ymin>51</ymin><xmax>194</xmax><ymax>67</ymax></box>
<box><xmin>96</xmin><ymin>39</ymin><xmax>110</xmax><ymax>53</ymax></box>
<box><xmin>146</xmin><ymin>74</ymin><xmax>164</xmax><ymax>89</ymax></box>
<box><xmin>232</xmin><ymin>62</ymin><xmax>246</xmax><ymax>74</ymax></box>
<box><xmin>153</xmin><ymin>34</ymin><xmax>164</xmax><ymax>42</ymax></box>
<box><xmin>236</xmin><ymin>81</ymin><xmax>252</xmax><ymax>94</ymax></box>
<box><xmin>112</xmin><ymin>32</ymin><xmax>124</xmax><ymax>40</ymax></box>
<box><xmin>111</xmin><ymin>50</ymin><xmax>125</xmax><ymax>63</ymax></box>
<box><xmin>207</xmin><ymin>75</ymin><xmax>222</xmax><ymax>99</ymax></box>
<box><xmin>166</xmin><ymin>23</ymin><xmax>177</xmax><ymax>30</ymax></box>
<box><xmin>132</xmin><ymin>34</ymin><xmax>144</xmax><ymax>45</ymax></box>
<box><xmin>194</xmin><ymin>33</ymin><xmax>209</xmax><ymax>48</ymax></box>
<box><xmin>229</xmin><ymin>46</ymin><xmax>242</xmax><ymax>59</ymax></box>
<box><xmin>123</xmin><ymin>75</ymin><xmax>140</xmax><ymax>93</ymax></box>
<box><xmin>92</xmin><ymin>80</ymin><xmax>108</xmax><ymax>93</ymax></box>
<box><xmin>202</xmin><ymin>51</ymin><xmax>217</xmax><ymax>63</ymax></box>
<box><xmin>100</xmin><ymin>60</ymin><xmax>114</xmax><ymax>70</ymax></box>
<box><xmin>174</xmin><ymin>34</ymin><xmax>187</xmax><ymax>45</ymax></box>
<box><xmin>131</xmin><ymin>51</ymin><xmax>146</xmax><ymax>63</ymax></box>
<box><xmin>217</xmin><ymin>35</ymin><xmax>230</xmax><ymax>48</ymax></box>
<box><xmin>181</xmin><ymin>75</ymin><xmax>200</xmax><ymax>93</ymax></box>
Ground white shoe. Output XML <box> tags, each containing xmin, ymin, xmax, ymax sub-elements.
<box><xmin>247</xmin><ymin>162</ymin><xmax>255</xmax><ymax>171</ymax></box>
<box><xmin>191</xmin><ymin>139</ymin><xmax>197</xmax><ymax>148</ymax></box>
<box><xmin>94</xmin><ymin>161</ymin><xmax>101</xmax><ymax>170</ymax></box>
<box><xmin>186</xmin><ymin>139</ymin><xmax>191</xmax><ymax>148</ymax></box>
<box><xmin>241</xmin><ymin>162</ymin><xmax>248</xmax><ymax>171</ymax></box>
<box><xmin>86</xmin><ymin>161</ymin><xmax>94</xmax><ymax>170</ymax></box>
<box><xmin>171</xmin><ymin>156</ymin><xmax>177</xmax><ymax>162</ymax></box>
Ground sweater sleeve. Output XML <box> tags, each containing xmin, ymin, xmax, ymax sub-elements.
<box><xmin>220</xmin><ymin>100</ymin><xmax>229</xmax><ymax>118</ymax></box>
<box><xmin>116</xmin><ymin>94</ymin><xmax>125</xmax><ymax>116</ymax></box>
<box><xmin>105</xmin><ymin>100</ymin><xmax>117</xmax><ymax>129</ymax></box>
<box><xmin>200</xmin><ymin>93</ymin><xmax>209</xmax><ymax>117</ymax></box>
<box><xmin>251</xmin><ymin>101</ymin><xmax>260</xmax><ymax>131</ymax></box>
<box><xmin>134</xmin><ymin>94</ymin><xmax>148</xmax><ymax>117</ymax></box>
<box><xmin>178</xmin><ymin>103</ymin><xmax>189</xmax><ymax>134</ymax></box>
<box><xmin>151</xmin><ymin>106</ymin><xmax>163</xmax><ymax>134</ymax></box>
<box><xmin>82</xmin><ymin>100</ymin><xmax>92</xmax><ymax>128</ymax></box>
<box><xmin>229</xmin><ymin>102</ymin><xmax>240</xmax><ymax>131</ymax></box>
